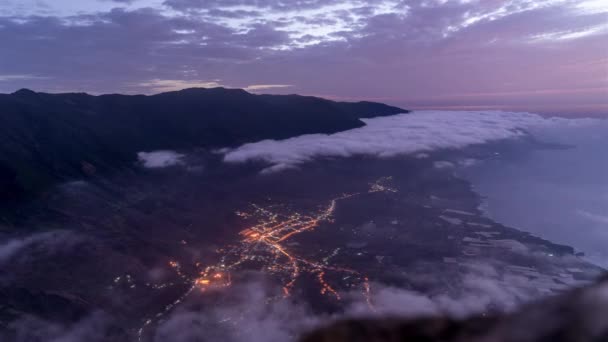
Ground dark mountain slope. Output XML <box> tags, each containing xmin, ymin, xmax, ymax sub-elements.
<box><xmin>0</xmin><ymin>88</ymin><xmax>407</xmax><ymax>204</ymax></box>
<box><xmin>301</xmin><ymin>274</ymin><xmax>608</xmax><ymax>342</ymax></box>
<box><xmin>257</xmin><ymin>94</ymin><xmax>406</xmax><ymax>119</ymax></box>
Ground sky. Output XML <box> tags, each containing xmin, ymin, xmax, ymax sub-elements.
<box><xmin>0</xmin><ymin>0</ymin><xmax>606</xmax><ymax>115</ymax></box>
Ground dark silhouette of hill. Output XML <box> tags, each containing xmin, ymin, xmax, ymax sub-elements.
<box><xmin>301</xmin><ymin>274</ymin><xmax>608</xmax><ymax>342</ymax></box>
<box><xmin>0</xmin><ymin>87</ymin><xmax>407</xmax><ymax>204</ymax></box>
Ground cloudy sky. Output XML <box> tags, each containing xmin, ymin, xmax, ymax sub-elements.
<box><xmin>0</xmin><ymin>0</ymin><xmax>606</xmax><ymax>115</ymax></box>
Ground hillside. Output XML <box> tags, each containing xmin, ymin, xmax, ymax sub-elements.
<box><xmin>0</xmin><ymin>88</ymin><xmax>407</xmax><ymax>204</ymax></box>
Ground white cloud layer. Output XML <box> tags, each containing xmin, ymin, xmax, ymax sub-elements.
<box><xmin>138</xmin><ymin>150</ymin><xmax>185</xmax><ymax>168</ymax></box>
<box><xmin>223</xmin><ymin>110</ymin><xmax>599</xmax><ymax>173</ymax></box>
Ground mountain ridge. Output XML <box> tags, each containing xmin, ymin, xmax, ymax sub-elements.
<box><xmin>0</xmin><ymin>87</ymin><xmax>408</xmax><ymax>205</ymax></box>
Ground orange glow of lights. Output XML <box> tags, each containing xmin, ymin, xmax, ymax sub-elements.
<box><xmin>138</xmin><ymin>178</ymin><xmax>396</xmax><ymax>342</ymax></box>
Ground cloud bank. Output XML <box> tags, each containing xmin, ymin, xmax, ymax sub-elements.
<box><xmin>223</xmin><ymin>110</ymin><xmax>599</xmax><ymax>173</ymax></box>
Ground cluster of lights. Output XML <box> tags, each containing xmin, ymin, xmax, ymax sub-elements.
<box><xmin>137</xmin><ymin>177</ymin><xmax>397</xmax><ymax>341</ymax></box>
<box><xmin>369</xmin><ymin>176</ymin><xmax>397</xmax><ymax>193</ymax></box>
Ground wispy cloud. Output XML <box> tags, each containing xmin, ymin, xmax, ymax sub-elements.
<box><xmin>529</xmin><ymin>23</ymin><xmax>608</xmax><ymax>42</ymax></box>
<box><xmin>136</xmin><ymin>79</ymin><xmax>225</xmax><ymax>93</ymax></box>
<box><xmin>135</xmin><ymin>79</ymin><xmax>292</xmax><ymax>94</ymax></box>
<box><xmin>155</xmin><ymin>279</ymin><xmax>319</xmax><ymax>342</ymax></box>
<box><xmin>0</xmin><ymin>231</ymin><xmax>80</xmax><ymax>265</ymax></box>
<box><xmin>578</xmin><ymin>210</ymin><xmax>608</xmax><ymax>225</ymax></box>
<box><xmin>0</xmin><ymin>74</ymin><xmax>48</xmax><ymax>82</ymax></box>
<box><xmin>244</xmin><ymin>84</ymin><xmax>292</xmax><ymax>92</ymax></box>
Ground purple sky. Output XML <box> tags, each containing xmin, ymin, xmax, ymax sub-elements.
<box><xmin>0</xmin><ymin>0</ymin><xmax>606</xmax><ymax>115</ymax></box>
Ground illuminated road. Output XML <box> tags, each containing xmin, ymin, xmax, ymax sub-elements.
<box><xmin>137</xmin><ymin>177</ymin><xmax>397</xmax><ymax>340</ymax></box>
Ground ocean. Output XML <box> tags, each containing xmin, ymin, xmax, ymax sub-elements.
<box><xmin>460</xmin><ymin>118</ymin><xmax>608</xmax><ymax>267</ymax></box>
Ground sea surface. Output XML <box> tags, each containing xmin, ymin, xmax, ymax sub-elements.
<box><xmin>460</xmin><ymin>118</ymin><xmax>608</xmax><ymax>267</ymax></box>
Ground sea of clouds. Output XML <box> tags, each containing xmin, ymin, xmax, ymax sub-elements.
<box><xmin>223</xmin><ymin>110</ymin><xmax>599</xmax><ymax>173</ymax></box>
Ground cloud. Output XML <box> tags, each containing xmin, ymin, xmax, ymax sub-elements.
<box><xmin>101</xmin><ymin>0</ymin><xmax>138</xmax><ymax>4</ymax></box>
<box><xmin>0</xmin><ymin>230</ymin><xmax>88</xmax><ymax>288</ymax></box>
<box><xmin>307</xmin><ymin>276</ymin><xmax>608</xmax><ymax>342</ymax></box>
<box><xmin>346</xmin><ymin>276</ymin><xmax>528</xmax><ymax>319</ymax></box>
<box><xmin>478</xmin><ymin>277</ymin><xmax>608</xmax><ymax>342</ymax></box>
<box><xmin>136</xmin><ymin>79</ymin><xmax>225</xmax><ymax>93</ymax></box>
<box><xmin>0</xmin><ymin>74</ymin><xmax>49</xmax><ymax>82</ymax></box>
<box><xmin>529</xmin><ymin>23</ymin><xmax>608</xmax><ymax>42</ymax></box>
<box><xmin>244</xmin><ymin>84</ymin><xmax>292</xmax><ymax>92</ymax></box>
<box><xmin>577</xmin><ymin>210</ymin><xmax>608</xmax><ymax>225</ymax></box>
<box><xmin>161</xmin><ymin>0</ymin><xmax>404</xmax><ymax>37</ymax></box>
<box><xmin>153</xmin><ymin>261</ymin><xmax>561</xmax><ymax>342</ymax></box>
<box><xmin>0</xmin><ymin>0</ymin><xmax>608</xmax><ymax>115</ymax></box>
<box><xmin>0</xmin><ymin>3</ymin><xmax>604</xmax><ymax>109</ymax></box>
<box><xmin>134</xmin><ymin>79</ymin><xmax>292</xmax><ymax>94</ymax></box>
<box><xmin>223</xmin><ymin>110</ymin><xmax>600</xmax><ymax>173</ymax></box>
<box><xmin>0</xmin><ymin>231</ymin><xmax>81</xmax><ymax>265</ymax></box>
<box><xmin>138</xmin><ymin>150</ymin><xmax>185</xmax><ymax>168</ymax></box>
<box><xmin>154</xmin><ymin>280</ymin><xmax>319</xmax><ymax>342</ymax></box>
<box><xmin>0</xmin><ymin>1</ymin><xmax>606</xmax><ymax>114</ymax></box>
<box><xmin>433</xmin><ymin>161</ymin><xmax>455</xmax><ymax>169</ymax></box>
<box><xmin>346</xmin><ymin>261</ymin><xmax>536</xmax><ymax>320</ymax></box>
